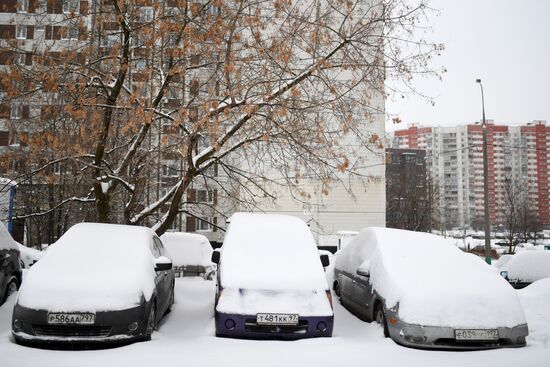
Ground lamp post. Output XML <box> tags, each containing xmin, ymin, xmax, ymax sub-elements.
<box><xmin>476</xmin><ymin>79</ymin><xmax>492</xmax><ymax>264</ymax></box>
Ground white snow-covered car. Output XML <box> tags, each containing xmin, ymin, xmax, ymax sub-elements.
<box><xmin>12</xmin><ymin>223</ymin><xmax>175</xmax><ymax>346</ymax></box>
<box><xmin>213</xmin><ymin>213</ymin><xmax>333</xmax><ymax>339</ymax></box>
<box><xmin>0</xmin><ymin>221</ymin><xmax>21</xmax><ymax>306</ymax></box>
<box><xmin>160</xmin><ymin>232</ymin><xmax>215</xmax><ymax>279</ymax></box>
<box><xmin>334</xmin><ymin>227</ymin><xmax>528</xmax><ymax>349</ymax></box>
<box><xmin>500</xmin><ymin>251</ymin><xmax>550</xmax><ymax>289</ymax></box>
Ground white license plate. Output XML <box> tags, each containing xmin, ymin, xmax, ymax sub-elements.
<box><xmin>47</xmin><ymin>313</ymin><xmax>95</xmax><ymax>325</ymax></box>
<box><xmin>455</xmin><ymin>329</ymin><xmax>498</xmax><ymax>341</ymax></box>
<box><xmin>256</xmin><ymin>313</ymin><xmax>299</xmax><ymax>325</ymax></box>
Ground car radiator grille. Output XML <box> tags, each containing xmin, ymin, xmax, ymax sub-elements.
<box><xmin>32</xmin><ymin>325</ymin><xmax>112</xmax><ymax>338</ymax></box>
<box><xmin>244</xmin><ymin>319</ymin><xmax>308</xmax><ymax>334</ymax></box>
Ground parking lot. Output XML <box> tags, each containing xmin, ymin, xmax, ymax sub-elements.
<box><xmin>1</xmin><ymin>277</ymin><xmax>549</xmax><ymax>367</ymax></box>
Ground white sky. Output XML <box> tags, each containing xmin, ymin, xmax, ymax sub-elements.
<box><xmin>385</xmin><ymin>0</ymin><xmax>550</xmax><ymax>132</ymax></box>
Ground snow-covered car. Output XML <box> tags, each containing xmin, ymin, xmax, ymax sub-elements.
<box><xmin>160</xmin><ymin>232</ymin><xmax>215</xmax><ymax>279</ymax></box>
<box><xmin>16</xmin><ymin>243</ymin><xmax>43</xmax><ymax>268</ymax></box>
<box><xmin>213</xmin><ymin>213</ymin><xmax>333</xmax><ymax>339</ymax></box>
<box><xmin>0</xmin><ymin>221</ymin><xmax>22</xmax><ymax>306</ymax></box>
<box><xmin>500</xmin><ymin>251</ymin><xmax>550</xmax><ymax>289</ymax></box>
<box><xmin>12</xmin><ymin>223</ymin><xmax>175</xmax><ymax>346</ymax></box>
<box><xmin>333</xmin><ymin>227</ymin><xmax>528</xmax><ymax>350</ymax></box>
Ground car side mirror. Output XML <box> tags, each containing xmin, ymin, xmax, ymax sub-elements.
<box><xmin>211</xmin><ymin>250</ymin><xmax>220</xmax><ymax>264</ymax></box>
<box><xmin>500</xmin><ymin>270</ymin><xmax>509</xmax><ymax>280</ymax></box>
<box><xmin>155</xmin><ymin>256</ymin><xmax>172</xmax><ymax>271</ymax></box>
<box><xmin>320</xmin><ymin>254</ymin><xmax>330</xmax><ymax>267</ymax></box>
<box><xmin>356</xmin><ymin>268</ymin><xmax>370</xmax><ymax>277</ymax></box>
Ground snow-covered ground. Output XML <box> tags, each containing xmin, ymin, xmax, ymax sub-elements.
<box><xmin>1</xmin><ymin>278</ymin><xmax>549</xmax><ymax>367</ymax></box>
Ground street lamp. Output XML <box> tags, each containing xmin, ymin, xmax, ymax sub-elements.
<box><xmin>476</xmin><ymin>79</ymin><xmax>492</xmax><ymax>264</ymax></box>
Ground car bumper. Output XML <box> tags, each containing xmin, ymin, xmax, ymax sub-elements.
<box><xmin>12</xmin><ymin>303</ymin><xmax>150</xmax><ymax>346</ymax></box>
<box><xmin>215</xmin><ymin>311</ymin><xmax>333</xmax><ymax>339</ymax></box>
<box><xmin>386</xmin><ymin>311</ymin><xmax>528</xmax><ymax>350</ymax></box>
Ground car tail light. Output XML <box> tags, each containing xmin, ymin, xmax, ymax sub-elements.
<box><xmin>326</xmin><ymin>290</ymin><xmax>333</xmax><ymax>309</ymax></box>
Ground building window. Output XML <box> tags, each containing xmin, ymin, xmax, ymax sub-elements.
<box><xmin>17</xmin><ymin>0</ymin><xmax>29</xmax><ymax>13</ymax></box>
<box><xmin>161</xmin><ymin>163</ymin><xmax>178</xmax><ymax>177</ymax></box>
<box><xmin>63</xmin><ymin>0</ymin><xmax>79</xmax><ymax>14</ymax></box>
<box><xmin>139</xmin><ymin>7</ymin><xmax>153</xmax><ymax>22</ymax></box>
<box><xmin>196</xmin><ymin>189</ymin><xmax>213</xmax><ymax>203</ymax></box>
<box><xmin>196</xmin><ymin>218</ymin><xmax>213</xmax><ymax>232</ymax></box>
<box><xmin>11</xmin><ymin>104</ymin><xmax>21</xmax><ymax>120</ymax></box>
<box><xmin>62</xmin><ymin>27</ymin><xmax>79</xmax><ymax>40</ymax></box>
<box><xmin>16</xmin><ymin>25</ymin><xmax>27</xmax><ymax>40</ymax></box>
<box><xmin>52</xmin><ymin>162</ymin><xmax>61</xmax><ymax>175</ymax></box>
<box><xmin>14</xmin><ymin>52</ymin><xmax>25</xmax><ymax>65</ymax></box>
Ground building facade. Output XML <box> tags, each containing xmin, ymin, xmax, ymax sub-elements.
<box><xmin>1</xmin><ymin>1</ymin><xmax>387</xmax><ymax>247</ymax></box>
<box><xmin>392</xmin><ymin>120</ymin><xmax>550</xmax><ymax>230</ymax></box>
<box><xmin>385</xmin><ymin>148</ymin><xmax>428</xmax><ymax>231</ymax></box>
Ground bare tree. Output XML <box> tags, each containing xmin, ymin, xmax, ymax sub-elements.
<box><xmin>1</xmin><ymin>0</ymin><xmax>442</xmax><ymax>235</ymax></box>
<box><xmin>501</xmin><ymin>173</ymin><xmax>528</xmax><ymax>254</ymax></box>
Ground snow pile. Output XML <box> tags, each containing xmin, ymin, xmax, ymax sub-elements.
<box><xmin>518</xmin><ymin>279</ymin><xmax>550</xmax><ymax>348</ymax></box>
<box><xmin>160</xmin><ymin>232</ymin><xmax>213</xmax><ymax>267</ymax></box>
<box><xmin>17</xmin><ymin>243</ymin><xmax>44</xmax><ymax>268</ymax></box>
<box><xmin>217</xmin><ymin>213</ymin><xmax>331</xmax><ymax>315</ymax></box>
<box><xmin>17</xmin><ymin>223</ymin><xmax>157</xmax><ymax>312</ymax></box>
<box><xmin>335</xmin><ymin>227</ymin><xmax>526</xmax><ymax>328</ymax></box>
<box><xmin>0</xmin><ymin>221</ymin><xmax>19</xmax><ymax>251</ymax></box>
<box><xmin>502</xmin><ymin>251</ymin><xmax>550</xmax><ymax>283</ymax></box>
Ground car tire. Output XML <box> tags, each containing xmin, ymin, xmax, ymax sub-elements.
<box><xmin>144</xmin><ymin>303</ymin><xmax>156</xmax><ymax>341</ymax></box>
<box><xmin>374</xmin><ymin>302</ymin><xmax>390</xmax><ymax>338</ymax></box>
<box><xmin>333</xmin><ymin>281</ymin><xmax>341</xmax><ymax>297</ymax></box>
<box><xmin>165</xmin><ymin>287</ymin><xmax>175</xmax><ymax>315</ymax></box>
<box><xmin>2</xmin><ymin>276</ymin><xmax>19</xmax><ymax>304</ymax></box>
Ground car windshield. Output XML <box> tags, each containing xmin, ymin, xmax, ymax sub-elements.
<box><xmin>220</xmin><ymin>213</ymin><xmax>328</xmax><ymax>291</ymax></box>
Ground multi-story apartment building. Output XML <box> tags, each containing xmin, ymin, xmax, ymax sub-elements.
<box><xmin>1</xmin><ymin>1</ymin><xmax>387</xmax><ymax>247</ymax></box>
<box><xmin>385</xmin><ymin>148</ymin><xmax>428</xmax><ymax>231</ymax></box>
<box><xmin>0</xmin><ymin>0</ymin><xmax>230</xmax><ymax>245</ymax></box>
<box><xmin>393</xmin><ymin>120</ymin><xmax>550</xmax><ymax>229</ymax></box>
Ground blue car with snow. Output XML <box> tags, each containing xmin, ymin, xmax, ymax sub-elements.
<box><xmin>212</xmin><ymin>213</ymin><xmax>333</xmax><ymax>339</ymax></box>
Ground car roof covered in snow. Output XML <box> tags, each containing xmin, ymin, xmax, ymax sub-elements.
<box><xmin>220</xmin><ymin>213</ymin><xmax>328</xmax><ymax>291</ymax></box>
<box><xmin>0</xmin><ymin>221</ymin><xmax>18</xmax><ymax>251</ymax></box>
<box><xmin>17</xmin><ymin>223</ymin><xmax>158</xmax><ymax>312</ymax></box>
<box><xmin>502</xmin><ymin>251</ymin><xmax>550</xmax><ymax>283</ymax></box>
<box><xmin>335</xmin><ymin>227</ymin><xmax>526</xmax><ymax>328</ymax></box>
<box><xmin>161</xmin><ymin>232</ymin><xmax>213</xmax><ymax>267</ymax></box>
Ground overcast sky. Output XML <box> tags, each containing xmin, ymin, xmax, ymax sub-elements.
<box><xmin>385</xmin><ymin>0</ymin><xmax>550</xmax><ymax>132</ymax></box>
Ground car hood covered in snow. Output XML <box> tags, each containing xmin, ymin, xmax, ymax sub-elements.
<box><xmin>17</xmin><ymin>223</ymin><xmax>157</xmax><ymax>312</ymax></box>
<box><xmin>335</xmin><ymin>227</ymin><xmax>527</xmax><ymax>328</ymax></box>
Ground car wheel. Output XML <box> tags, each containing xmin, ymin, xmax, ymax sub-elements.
<box><xmin>2</xmin><ymin>276</ymin><xmax>19</xmax><ymax>302</ymax></box>
<box><xmin>333</xmin><ymin>281</ymin><xmax>341</xmax><ymax>297</ymax></box>
<box><xmin>144</xmin><ymin>303</ymin><xmax>156</xmax><ymax>341</ymax></box>
<box><xmin>165</xmin><ymin>288</ymin><xmax>175</xmax><ymax>315</ymax></box>
<box><xmin>374</xmin><ymin>302</ymin><xmax>390</xmax><ymax>338</ymax></box>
